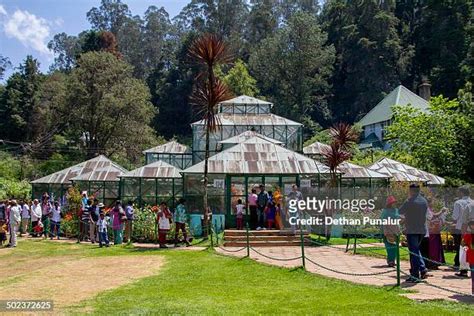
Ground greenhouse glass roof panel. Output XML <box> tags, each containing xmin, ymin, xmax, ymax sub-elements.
<box><xmin>303</xmin><ymin>141</ymin><xmax>331</xmax><ymax>155</ymax></box>
<box><xmin>32</xmin><ymin>155</ymin><xmax>127</xmax><ymax>184</ymax></box>
<box><xmin>338</xmin><ymin>162</ymin><xmax>390</xmax><ymax>179</ymax></box>
<box><xmin>218</xmin><ymin>131</ymin><xmax>283</xmax><ymax>145</ymax></box>
<box><xmin>368</xmin><ymin>158</ymin><xmax>444</xmax><ymax>185</ymax></box>
<box><xmin>143</xmin><ymin>141</ymin><xmax>190</xmax><ymax>154</ymax></box>
<box><xmin>182</xmin><ymin>137</ymin><xmax>331</xmax><ymax>175</ymax></box>
<box><xmin>120</xmin><ymin>161</ymin><xmax>182</xmax><ymax>179</ymax></box>
<box><xmin>191</xmin><ymin>113</ymin><xmax>302</xmax><ymax>127</ymax></box>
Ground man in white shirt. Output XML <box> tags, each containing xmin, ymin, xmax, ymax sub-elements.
<box><xmin>30</xmin><ymin>199</ymin><xmax>42</xmax><ymax>237</ymax></box>
<box><xmin>19</xmin><ymin>200</ymin><xmax>30</xmax><ymax>236</ymax></box>
<box><xmin>8</xmin><ymin>200</ymin><xmax>21</xmax><ymax>247</ymax></box>
<box><xmin>452</xmin><ymin>185</ymin><xmax>472</xmax><ymax>277</ymax></box>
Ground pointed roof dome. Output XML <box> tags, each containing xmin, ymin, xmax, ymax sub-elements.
<box><xmin>143</xmin><ymin>141</ymin><xmax>190</xmax><ymax>154</ymax></box>
<box><xmin>219</xmin><ymin>95</ymin><xmax>272</xmax><ymax>106</ymax></box>
<box><xmin>182</xmin><ymin>137</ymin><xmax>331</xmax><ymax>175</ymax></box>
<box><xmin>218</xmin><ymin>131</ymin><xmax>283</xmax><ymax>145</ymax></box>
<box><xmin>303</xmin><ymin>141</ymin><xmax>331</xmax><ymax>155</ymax></box>
<box><xmin>120</xmin><ymin>160</ymin><xmax>182</xmax><ymax>179</ymax></box>
<box><xmin>32</xmin><ymin>155</ymin><xmax>127</xmax><ymax>184</ymax></box>
<box><xmin>358</xmin><ymin>85</ymin><xmax>429</xmax><ymax>126</ymax></box>
<box><xmin>368</xmin><ymin>157</ymin><xmax>444</xmax><ymax>184</ymax></box>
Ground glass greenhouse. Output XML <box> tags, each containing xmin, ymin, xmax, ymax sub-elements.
<box><xmin>182</xmin><ymin>137</ymin><xmax>332</xmax><ymax>227</ymax></box>
<box><xmin>143</xmin><ymin>141</ymin><xmax>193</xmax><ymax>169</ymax></box>
<box><xmin>120</xmin><ymin>161</ymin><xmax>183</xmax><ymax>208</ymax></box>
<box><xmin>191</xmin><ymin>95</ymin><xmax>303</xmax><ymax>163</ymax></box>
<box><xmin>70</xmin><ymin>157</ymin><xmax>127</xmax><ymax>207</ymax></box>
<box><xmin>368</xmin><ymin>158</ymin><xmax>445</xmax><ymax>185</ymax></box>
<box><xmin>303</xmin><ymin>141</ymin><xmax>331</xmax><ymax>162</ymax></box>
<box><xmin>338</xmin><ymin>162</ymin><xmax>390</xmax><ymax>200</ymax></box>
<box><xmin>31</xmin><ymin>155</ymin><xmax>125</xmax><ymax>204</ymax></box>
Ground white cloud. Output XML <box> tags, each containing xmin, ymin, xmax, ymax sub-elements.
<box><xmin>3</xmin><ymin>9</ymin><xmax>52</xmax><ymax>55</ymax></box>
<box><xmin>0</xmin><ymin>5</ymin><xmax>7</xmax><ymax>16</ymax></box>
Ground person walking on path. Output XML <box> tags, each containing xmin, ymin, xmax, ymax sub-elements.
<box><xmin>30</xmin><ymin>199</ymin><xmax>42</xmax><ymax>237</ymax></box>
<box><xmin>257</xmin><ymin>185</ymin><xmax>269</xmax><ymax>230</ymax></box>
<box><xmin>381</xmin><ymin>195</ymin><xmax>400</xmax><ymax>267</ymax></box>
<box><xmin>399</xmin><ymin>184</ymin><xmax>429</xmax><ymax>283</ymax></box>
<box><xmin>157</xmin><ymin>202</ymin><xmax>172</xmax><ymax>248</ymax></box>
<box><xmin>110</xmin><ymin>200</ymin><xmax>125</xmax><ymax>245</ymax></box>
<box><xmin>8</xmin><ymin>200</ymin><xmax>21</xmax><ymax>248</ymax></box>
<box><xmin>248</xmin><ymin>189</ymin><xmax>258</xmax><ymax>230</ymax></box>
<box><xmin>174</xmin><ymin>199</ymin><xmax>190</xmax><ymax>247</ymax></box>
<box><xmin>124</xmin><ymin>201</ymin><xmax>134</xmax><ymax>243</ymax></box>
<box><xmin>19</xmin><ymin>200</ymin><xmax>30</xmax><ymax>236</ymax></box>
<box><xmin>50</xmin><ymin>201</ymin><xmax>62</xmax><ymax>240</ymax></box>
<box><xmin>97</xmin><ymin>212</ymin><xmax>110</xmax><ymax>247</ymax></box>
<box><xmin>452</xmin><ymin>185</ymin><xmax>472</xmax><ymax>277</ymax></box>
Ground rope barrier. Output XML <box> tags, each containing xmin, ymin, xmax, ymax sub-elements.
<box><xmin>304</xmin><ymin>256</ymin><xmax>396</xmax><ymax>276</ymax></box>
<box><xmin>249</xmin><ymin>247</ymin><xmax>303</xmax><ymax>262</ymax></box>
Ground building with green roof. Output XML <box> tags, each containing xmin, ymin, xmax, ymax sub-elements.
<box><xmin>358</xmin><ymin>85</ymin><xmax>429</xmax><ymax>150</ymax></box>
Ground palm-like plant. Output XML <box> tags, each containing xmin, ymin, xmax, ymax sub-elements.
<box><xmin>323</xmin><ymin>123</ymin><xmax>359</xmax><ymax>186</ymax></box>
<box><xmin>189</xmin><ymin>34</ymin><xmax>233</xmax><ymax>237</ymax></box>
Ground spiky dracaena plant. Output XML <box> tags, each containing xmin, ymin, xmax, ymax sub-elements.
<box><xmin>323</xmin><ymin>123</ymin><xmax>359</xmax><ymax>186</ymax></box>
<box><xmin>188</xmin><ymin>34</ymin><xmax>233</xmax><ymax>236</ymax></box>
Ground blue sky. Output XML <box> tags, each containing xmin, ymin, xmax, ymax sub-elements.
<box><xmin>0</xmin><ymin>0</ymin><xmax>190</xmax><ymax>79</ymax></box>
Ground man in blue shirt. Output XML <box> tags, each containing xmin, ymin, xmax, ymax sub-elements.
<box><xmin>174</xmin><ymin>198</ymin><xmax>190</xmax><ymax>247</ymax></box>
<box><xmin>399</xmin><ymin>184</ymin><xmax>428</xmax><ymax>283</ymax></box>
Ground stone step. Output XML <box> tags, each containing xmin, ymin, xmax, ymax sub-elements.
<box><xmin>225</xmin><ymin>235</ymin><xmax>304</xmax><ymax>241</ymax></box>
<box><xmin>224</xmin><ymin>229</ymin><xmax>308</xmax><ymax>237</ymax></box>
<box><xmin>223</xmin><ymin>240</ymin><xmax>311</xmax><ymax>247</ymax></box>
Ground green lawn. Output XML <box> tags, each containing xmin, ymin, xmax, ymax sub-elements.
<box><xmin>4</xmin><ymin>240</ymin><xmax>473</xmax><ymax>315</ymax></box>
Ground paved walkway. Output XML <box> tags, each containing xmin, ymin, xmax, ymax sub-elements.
<box><xmin>215</xmin><ymin>245</ymin><xmax>473</xmax><ymax>304</ymax></box>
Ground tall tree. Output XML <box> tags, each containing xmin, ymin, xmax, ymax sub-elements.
<box><xmin>321</xmin><ymin>0</ymin><xmax>413</xmax><ymax>122</ymax></box>
<box><xmin>66</xmin><ymin>52</ymin><xmax>156</xmax><ymax>160</ymax></box>
<box><xmin>189</xmin><ymin>34</ymin><xmax>232</xmax><ymax>237</ymax></box>
<box><xmin>221</xmin><ymin>59</ymin><xmax>259</xmax><ymax>96</ymax></box>
<box><xmin>249</xmin><ymin>12</ymin><xmax>335</xmax><ymax>132</ymax></box>
<box><xmin>0</xmin><ymin>55</ymin><xmax>11</xmax><ymax>80</ymax></box>
<box><xmin>0</xmin><ymin>56</ymin><xmax>43</xmax><ymax>142</ymax></box>
<box><xmin>86</xmin><ymin>0</ymin><xmax>131</xmax><ymax>35</ymax></box>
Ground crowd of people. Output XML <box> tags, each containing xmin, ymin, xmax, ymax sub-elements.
<box><xmin>382</xmin><ymin>184</ymin><xmax>474</xmax><ymax>293</ymax></box>
<box><xmin>0</xmin><ymin>193</ymin><xmax>62</xmax><ymax>247</ymax></box>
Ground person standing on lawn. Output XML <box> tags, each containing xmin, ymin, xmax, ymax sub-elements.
<box><xmin>30</xmin><ymin>199</ymin><xmax>42</xmax><ymax>237</ymax></box>
<box><xmin>8</xmin><ymin>200</ymin><xmax>21</xmax><ymax>248</ymax></box>
<box><xmin>124</xmin><ymin>201</ymin><xmax>134</xmax><ymax>243</ymax></box>
<box><xmin>452</xmin><ymin>185</ymin><xmax>471</xmax><ymax>277</ymax></box>
<box><xmin>97</xmin><ymin>212</ymin><xmax>109</xmax><ymax>247</ymax></box>
<box><xmin>89</xmin><ymin>199</ymin><xmax>99</xmax><ymax>244</ymax></box>
<box><xmin>381</xmin><ymin>195</ymin><xmax>400</xmax><ymax>267</ymax></box>
<box><xmin>41</xmin><ymin>194</ymin><xmax>52</xmax><ymax>239</ymax></box>
<box><xmin>399</xmin><ymin>184</ymin><xmax>428</xmax><ymax>283</ymax></box>
<box><xmin>111</xmin><ymin>200</ymin><xmax>125</xmax><ymax>245</ymax></box>
<box><xmin>19</xmin><ymin>200</ymin><xmax>30</xmax><ymax>236</ymax></box>
<box><xmin>157</xmin><ymin>201</ymin><xmax>172</xmax><ymax>248</ymax></box>
<box><xmin>248</xmin><ymin>188</ymin><xmax>258</xmax><ymax>229</ymax></box>
<box><xmin>78</xmin><ymin>199</ymin><xmax>91</xmax><ymax>243</ymax></box>
<box><xmin>257</xmin><ymin>185</ymin><xmax>269</xmax><ymax>230</ymax></box>
<box><xmin>174</xmin><ymin>199</ymin><xmax>190</xmax><ymax>247</ymax></box>
<box><xmin>50</xmin><ymin>201</ymin><xmax>62</xmax><ymax>240</ymax></box>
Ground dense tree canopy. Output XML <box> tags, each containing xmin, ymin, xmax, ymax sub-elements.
<box><xmin>1</xmin><ymin>0</ymin><xmax>473</xmax><ymax>181</ymax></box>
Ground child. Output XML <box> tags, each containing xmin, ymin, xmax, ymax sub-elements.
<box><xmin>462</xmin><ymin>220</ymin><xmax>474</xmax><ymax>295</ymax></box>
<box><xmin>381</xmin><ymin>195</ymin><xmax>400</xmax><ymax>268</ymax></box>
<box><xmin>235</xmin><ymin>199</ymin><xmax>245</xmax><ymax>230</ymax></box>
<box><xmin>0</xmin><ymin>220</ymin><xmax>7</xmax><ymax>246</ymax></box>
<box><xmin>265</xmin><ymin>201</ymin><xmax>276</xmax><ymax>229</ymax></box>
<box><xmin>97</xmin><ymin>213</ymin><xmax>109</xmax><ymax>247</ymax></box>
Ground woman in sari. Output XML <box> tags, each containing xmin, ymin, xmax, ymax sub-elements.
<box><xmin>427</xmin><ymin>199</ymin><xmax>446</xmax><ymax>269</ymax></box>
